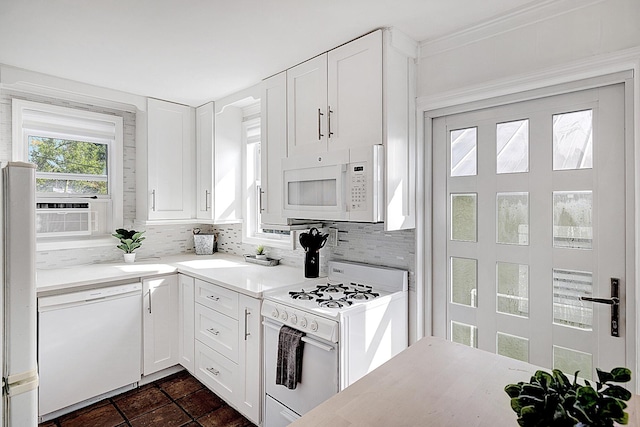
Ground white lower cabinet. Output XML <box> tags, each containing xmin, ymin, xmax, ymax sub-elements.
<box><xmin>143</xmin><ymin>274</ymin><xmax>179</xmax><ymax>375</ymax></box>
<box><xmin>178</xmin><ymin>274</ymin><xmax>195</xmax><ymax>372</ymax></box>
<box><xmin>192</xmin><ymin>278</ymin><xmax>262</xmax><ymax>425</ymax></box>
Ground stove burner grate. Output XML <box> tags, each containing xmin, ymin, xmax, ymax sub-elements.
<box><xmin>316</xmin><ymin>296</ymin><xmax>353</xmax><ymax>309</ymax></box>
<box><xmin>316</xmin><ymin>283</ymin><xmax>349</xmax><ymax>293</ymax></box>
<box><xmin>289</xmin><ymin>289</ymin><xmax>323</xmax><ymax>300</ymax></box>
<box><xmin>344</xmin><ymin>284</ymin><xmax>380</xmax><ymax>301</ymax></box>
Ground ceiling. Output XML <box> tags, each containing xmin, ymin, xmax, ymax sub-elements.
<box><xmin>1</xmin><ymin>0</ymin><xmax>542</xmax><ymax>107</ymax></box>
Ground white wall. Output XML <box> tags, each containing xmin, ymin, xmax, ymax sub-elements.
<box><xmin>417</xmin><ymin>0</ymin><xmax>640</xmax><ymax>100</ymax></box>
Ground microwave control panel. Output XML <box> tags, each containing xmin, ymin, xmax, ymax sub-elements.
<box><xmin>350</xmin><ymin>164</ymin><xmax>367</xmax><ymax>211</ymax></box>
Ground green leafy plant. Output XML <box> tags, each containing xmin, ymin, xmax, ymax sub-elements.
<box><xmin>256</xmin><ymin>245</ymin><xmax>265</xmax><ymax>255</ymax></box>
<box><xmin>505</xmin><ymin>367</ymin><xmax>632</xmax><ymax>426</ymax></box>
<box><xmin>112</xmin><ymin>228</ymin><xmax>145</xmax><ymax>253</ymax></box>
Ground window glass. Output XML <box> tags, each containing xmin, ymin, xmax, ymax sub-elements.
<box><xmin>29</xmin><ymin>136</ymin><xmax>108</xmax><ymax>195</ymax></box>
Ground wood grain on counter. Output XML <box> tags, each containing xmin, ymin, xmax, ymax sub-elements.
<box><xmin>36</xmin><ymin>253</ymin><xmax>308</xmax><ymax>297</ymax></box>
<box><xmin>291</xmin><ymin>336</ymin><xmax>640</xmax><ymax>427</ymax></box>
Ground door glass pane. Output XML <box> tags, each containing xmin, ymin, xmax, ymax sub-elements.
<box><xmin>452</xmin><ymin>321</ymin><xmax>477</xmax><ymax>348</ymax></box>
<box><xmin>496</xmin><ymin>119</ymin><xmax>529</xmax><ymax>174</ymax></box>
<box><xmin>554</xmin><ymin>345</ymin><xmax>593</xmax><ymax>380</ymax></box>
<box><xmin>451</xmin><ymin>257</ymin><xmax>477</xmax><ymax>307</ymax></box>
<box><xmin>451</xmin><ymin>193</ymin><xmax>477</xmax><ymax>242</ymax></box>
<box><xmin>497</xmin><ymin>332</ymin><xmax>529</xmax><ymax>362</ymax></box>
<box><xmin>451</xmin><ymin>127</ymin><xmax>477</xmax><ymax>176</ymax></box>
<box><xmin>553</xmin><ymin>191</ymin><xmax>593</xmax><ymax>249</ymax></box>
<box><xmin>496</xmin><ymin>262</ymin><xmax>529</xmax><ymax>317</ymax></box>
<box><xmin>553</xmin><ymin>268</ymin><xmax>593</xmax><ymax>330</ymax></box>
<box><xmin>497</xmin><ymin>192</ymin><xmax>529</xmax><ymax>245</ymax></box>
<box><xmin>553</xmin><ymin>110</ymin><xmax>593</xmax><ymax>170</ymax></box>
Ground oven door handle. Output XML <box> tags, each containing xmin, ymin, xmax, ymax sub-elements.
<box><xmin>262</xmin><ymin>320</ymin><xmax>336</xmax><ymax>352</ymax></box>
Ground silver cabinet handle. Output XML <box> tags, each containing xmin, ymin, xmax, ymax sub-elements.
<box><xmin>206</xmin><ymin>367</ymin><xmax>219</xmax><ymax>376</ymax></box>
<box><xmin>151</xmin><ymin>190</ymin><xmax>156</xmax><ymax>211</ymax></box>
<box><xmin>328</xmin><ymin>106</ymin><xmax>334</xmax><ymax>138</ymax></box>
<box><xmin>258</xmin><ymin>187</ymin><xmax>265</xmax><ymax>212</ymax></box>
<box><xmin>206</xmin><ymin>295</ymin><xmax>220</xmax><ymax>302</ymax></box>
<box><xmin>244</xmin><ymin>308</ymin><xmax>250</xmax><ymax>341</ymax></box>
<box><xmin>207</xmin><ymin>328</ymin><xmax>219</xmax><ymax>336</ymax></box>
<box><xmin>318</xmin><ymin>108</ymin><xmax>324</xmax><ymax>140</ymax></box>
<box><xmin>147</xmin><ymin>289</ymin><xmax>152</xmax><ymax>314</ymax></box>
<box><xmin>205</xmin><ymin>190</ymin><xmax>211</xmax><ymax>211</ymax></box>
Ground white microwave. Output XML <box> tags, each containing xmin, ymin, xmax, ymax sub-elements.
<box><xmin>282</xmin><ymin>145</ymin><xmax>384</xmax><ymax>222</ymax></box>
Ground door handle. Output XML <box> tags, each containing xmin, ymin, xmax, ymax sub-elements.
<box><xmin>580</xmin><ymin>278</ymin><xmax>620</xmax><ymax>337</ymax></box>
<box><xmin>328</xmin><ymin>106</ymin><xmax>334</xmax><ymax>138</ymax></box>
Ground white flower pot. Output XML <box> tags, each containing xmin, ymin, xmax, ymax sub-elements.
<box><xmin>123</xmin><ymin>253</ymin><xmax>136</xmax><ymax>263</ymax></box>
<box><xmin>256</xmin><ymin>254</ymin><xmax>267</xmax><ymax>260</ymax></box>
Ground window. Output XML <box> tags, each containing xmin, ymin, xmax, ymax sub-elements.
<box><xmin>12</xmin><ymin>99</ymin><xmax>123</xmax><ymax>245</ymax></box>
<box><xmin>241</xmin><ymin>105</ymin><xmax>293</xmax><ymax>248</ymax></box>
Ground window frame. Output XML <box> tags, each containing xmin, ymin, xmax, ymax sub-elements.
<box><xmin>240</xmin><ymin>114</ymin><xmax>294</xmax><ymax>249</ymax></box>
<box><xmin>12</xmin><ymin>99</ymin><xmax>124</xmax><ymax>248</ymax></box>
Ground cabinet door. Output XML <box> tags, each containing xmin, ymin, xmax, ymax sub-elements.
<box><xmin>287</xmin><ymin>54</ymin><xmax>328</xmax><ymax>156</ymax></box>
<box><xmin>213</xmin><ymin>102</ymin><xmax>243</xmax><ymax>222</ymax></box>
<box><xmin>327</xmin><ymin>30</ymin><xmax>383</xmax><ymax>151</ymax></box>
<box><xmin>178</xmin><ymin>274</ymin><xmax>195</xmax><ymax>372</ymax></box>
<box><xmin>143</xmin><ymin>274</ymin><xmax>179</xmax><ymax>375</ymax></box>
<box><xmin>147</xmin><ymin>99</ymin><xmax>194</xmax><ymax>220</ymax></box>
<box><xmin>196</xmin><ymin>103</ymin><xmax>214</xmax><ymax>220</ymax></box>
<box><xmin>238</xmin><ymin>295</ymin><xmax>261</xmax><ymax>424</ymax></box>
<box><xmin>260</xmin><ymin>72</ymin><xmax>288</xmax><ymax>225</ymax></box>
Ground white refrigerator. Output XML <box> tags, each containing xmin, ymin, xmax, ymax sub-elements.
<box><xmin>1</xmin><ymin>162</ymin><xmax>38</xmax><ymax>426</ymax></box>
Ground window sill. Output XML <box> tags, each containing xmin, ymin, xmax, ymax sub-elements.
<box><xmin>37</xmin><ymin>236</ymin><xmax>115</xmax><ymax>252</ymax></box>
<box><xmin>242</xmin><ymin>234</ymin><xmax>296</xmax><ymax>251</ymax></box>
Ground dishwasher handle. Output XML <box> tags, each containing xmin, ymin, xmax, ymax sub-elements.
<box><xmin>38</xmin><ymin>282</ymin><xmax>142</xmax><ymax>312</ymax></box>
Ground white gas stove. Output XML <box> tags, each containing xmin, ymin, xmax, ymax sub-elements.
<box><xmin>262</xmin><ymin>260</ymin><xmax>408</xmax><ymax>426</ymax></box>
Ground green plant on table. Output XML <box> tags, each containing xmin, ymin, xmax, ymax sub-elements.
<box><xmin>256</xmin><ymin>245</ymin><xmax>265</xmax><ymax>255</ymax></box>
<box><xmin>112</xmin><ymin>228</ymin><xmax>145</xmax><ymax>253</ymax></box>
<box><xmin>505</xmin><ymin>367</ymin><xmax>632</xmax><ymax>426</ymax></box>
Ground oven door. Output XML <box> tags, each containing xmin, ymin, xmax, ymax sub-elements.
<box><xmin>263</xmin><ymin>318</ymin><xmax>339</xmax><ymax>418</ymax></box>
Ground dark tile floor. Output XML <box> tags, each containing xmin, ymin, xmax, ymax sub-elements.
<box><xmin>39</xmin><ymin>371</ymin><xmax>256</xmax><ymax>427</ymax></box>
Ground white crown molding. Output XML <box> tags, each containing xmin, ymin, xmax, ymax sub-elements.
<box><xmin>0</xmin><ymin>64</ymin><xmax>146</xmax><ymax>112</ymax></box>
<box><xmin>417</xmin><ymin>46</ymin><xmax>640</xmax><ymax>113</ymax></box>
<box><xmin>419</xmin><ymin>0</ymin><xmax>607</xmax><ymax>58</ymax></box>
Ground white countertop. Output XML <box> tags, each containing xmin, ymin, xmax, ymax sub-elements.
<box><xmin>36</xmin><ymin>253</ymin><xmax>310</xmax><ymax>298</ymax></box>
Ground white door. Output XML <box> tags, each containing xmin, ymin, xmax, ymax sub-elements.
<box><xmin>287</xmin><ymin>54</ymin><xmax>328</xmax><ymax>156</ymax></box>
<box><xmin>433</xmin><ymin>83</ymin><xmax>633</xmax><ymax>383</ymax></box>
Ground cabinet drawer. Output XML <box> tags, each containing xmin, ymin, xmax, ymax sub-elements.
<box><xmin>195</xmin><ymin>279</ymin><xmax>238</xmax><ymax>318</ymax></box>
<box><xmin>195</xmin><ymin>340</ymin><xmax>237</xmax><ymax>403</ymax></box>
<box><xmin>195</xmin><ymin>303</ymin><xmax>238</xmax><ymax>361</ymax></box>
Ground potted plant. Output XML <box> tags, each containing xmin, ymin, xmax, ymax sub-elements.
<box><xmin>112</xmin><ymin>228</ymin><xmax>145</xmax><ymax>263</ymax></box>
<box><xmin>505</xmin><ymin>367</ymin><xmax>632</xmax><ymax>426</ymax></box>
<box><xmin>255</xmin><ymin>245</ymin><xmax>267</xmax><ymax>260</ymax></box>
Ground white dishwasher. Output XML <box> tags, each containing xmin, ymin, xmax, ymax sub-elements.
<box><xmin>38</xmin><ymin>282</ymin><xmax>142</xmax><ymax>417</ymax></box>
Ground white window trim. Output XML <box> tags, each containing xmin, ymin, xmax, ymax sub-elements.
<box><xmin>240</xmin><ymin>115</ymin><xmax>294</xmax><ymax>250</ymax></box>
<box><xmin>12</xmin><ymin>99</ymin><xmax>124</xmax><ymax>248</ymax></box>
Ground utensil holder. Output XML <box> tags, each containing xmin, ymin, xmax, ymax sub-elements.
<box><xmin>304</xmin><ymin>251</ymin><xmax>319</xmax><ymax>278</ymax></box>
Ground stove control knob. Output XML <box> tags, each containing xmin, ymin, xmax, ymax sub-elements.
<box><xmin>289</xmin><ymin>314</ymin><xmax>298</xmax><ymax>325</ymax></box>
<box><xmin>271</xmin><ymin>308</ymin><xmax>279</xmax><ymax>318</ymax></box>
<box><xmin>299</xmin><ymin>317</ymin><xmax>308</xmax><ymax>328</ymax></box>
<box><xmin>310</xmin><ymin>320</ymin><xmax>318</xmax><ymax>332</ymax></box>
<box><xmin>280</xmin><ymin>311</ymin><xmax>288</xmax><ymax>321</ymax></box>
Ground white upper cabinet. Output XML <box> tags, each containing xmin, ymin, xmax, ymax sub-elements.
<box><xmin>196</xmin><ymin>102</ymin><xmax>214</xmax><ymax>220</ymax></box>
<box><xmin>287</xmin><ymin>55</ymin><xmax>328</xmax><ymax>156</ymax></box>
<box><xmin>287</xmin><ymin>30</ymin><xmax>382</xmax><ymax>156</ymax></box>
<box><xmin>327</xmin><ymin>30</ymin><xmax>382</xmax><ymax>151</ymax></box>
<box><xmin>142</xmin><ymin>98</ymin><xmax>194</xmax><ymax>221</ymax></box>
<box><xmin>260</xmin><ymin>72</ymin><xmax>288</xmax><ymax>225</ymax></box>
